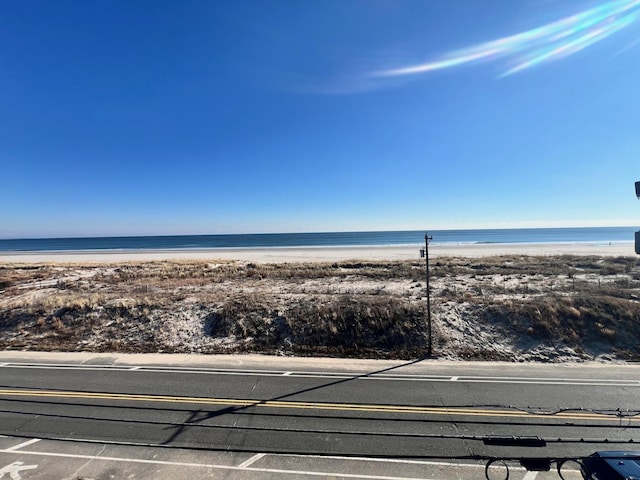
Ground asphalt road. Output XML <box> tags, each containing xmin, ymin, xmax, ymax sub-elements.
<box><xmin>0</xmin><ymin>353</ymin><xmax>639</xmax><ymax>467</ymax></box>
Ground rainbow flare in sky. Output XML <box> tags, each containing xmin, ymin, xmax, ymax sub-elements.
<box><xmin>376</xmin><ymin>0</ymin><xmax>640</xmax><ymax>77</ymax></box>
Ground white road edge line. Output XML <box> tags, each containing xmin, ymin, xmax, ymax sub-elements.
<box><xmin>1</xmin><ymin>363</ymin><xmax>638</xmax><ymax>387</ymax></box>
<box><xmin>5</xmin><ymin>438</ymin><xmax>41</xmax><ymax>452</ymax></box>
<box><xmin>237</xmin><ymin>453</ymin><xmax>266</xmax><ymax>468</ymax></box>
<box><xmin>0</xmin><ymin>362</ymin><xmax>621</xmax><ymax>380</ymax></box>
<box><xmin>0</xmin><ymin>448</ymin><xmax>439</xmax><ymax>480</ymax></box>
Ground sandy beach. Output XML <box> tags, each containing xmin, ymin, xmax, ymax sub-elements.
<box><xmin>0</xmin><ymin>241</ymin><xmax>634</xmax><ymax>263</ymax></box>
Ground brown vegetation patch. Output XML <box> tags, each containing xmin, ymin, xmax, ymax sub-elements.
<box><xmin>1</xmin><ymin>256</ymin><xmax>639</xmax><ymax>361</ymax></box>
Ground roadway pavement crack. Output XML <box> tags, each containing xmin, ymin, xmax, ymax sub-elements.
<box><xmin>4</xmin><ymin>413</ymin><xmax>39</xmax><ymax>436</ymax></box>
<box><xmin>451</xmin><ymin>421</ymin><xmax>475</xmax><ymax>458</ymax></box>
<box><xmin>250</xmin><ymin>377</ymin><xmax>260</xmax><ymax>394</ymax></box>
<box><xmin>434</xmin><ymin>383</ymin><xmax>475</xmax><ymax>458</ymax></box>
<box><xmin>63</xmin><ymin>444</ymin><xmax>106</xmax><ymax>480</ymax></box>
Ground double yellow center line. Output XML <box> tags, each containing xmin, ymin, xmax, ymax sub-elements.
<box><xmin>0</xmin><ymin>388</ymin><xmax>634</xmax><ymax>422</ymax></box>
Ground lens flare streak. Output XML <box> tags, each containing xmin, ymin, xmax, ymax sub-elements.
<box><xmin>376</xmin><ymin>0</ymin><xmax>640</xmax><ymax>77</ymax></box>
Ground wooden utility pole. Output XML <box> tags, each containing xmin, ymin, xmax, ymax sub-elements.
<box><xmin>420</xmin><ymin>233</ymin><xmax>433</xmax><ymax>356</ymax></box>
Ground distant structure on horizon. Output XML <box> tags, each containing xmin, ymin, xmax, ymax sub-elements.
<box><xmin>635</xmin><ymin>181</ymin><xmax>639</xmax><ymax>254</ymax></box>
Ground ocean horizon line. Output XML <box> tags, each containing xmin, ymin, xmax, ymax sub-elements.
<box><xmin>0</xmin><ymin>227</ymin><xmax>637</xmax><ymax>253</ymax></box>
<box><xmin>2</xmin><ymin>225</ymin><xmax>639</xmax><ymax>242</ymax></box>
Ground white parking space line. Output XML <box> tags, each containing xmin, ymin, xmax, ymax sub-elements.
<box><xmin>238</xmin><ymin>453</ymin><xmax>266</xmax><ymax>468</ymax></box>
<box><xmin>279</xmin><ymin>454</ymin><xmax>492</xmax><ymax>469</ymax></box>
<box><xmin>0</xmin><ymin>448</ymin><xmax>441</xmax><ymax>479</ymax></box>
<box><xmin>5</xmin><ymin>438</ymin><xmax>41</xmax><ymax>452</ymax></box>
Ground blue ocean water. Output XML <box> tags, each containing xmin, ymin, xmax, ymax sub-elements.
<box><xmin>0</xmin><ymin>227</ymin><xmax>636</xmax><ymax>252</ymax></box>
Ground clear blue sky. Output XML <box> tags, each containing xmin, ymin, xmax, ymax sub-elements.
<box><xmin>2</xmin><ymin>0</ymin><xmax>639</xmax><ymax>238</ymax></box>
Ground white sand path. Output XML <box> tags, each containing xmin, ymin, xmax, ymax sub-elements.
<box><xmin>0</xmin><ymin>242</ymin><xmax>634</xmax><ymax>264</ymax></box>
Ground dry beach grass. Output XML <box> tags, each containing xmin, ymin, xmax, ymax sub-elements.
<box><xmin>1</xmin><ymin>255</ymin><xmax>640</xmax><ymax>361</ymax></box>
